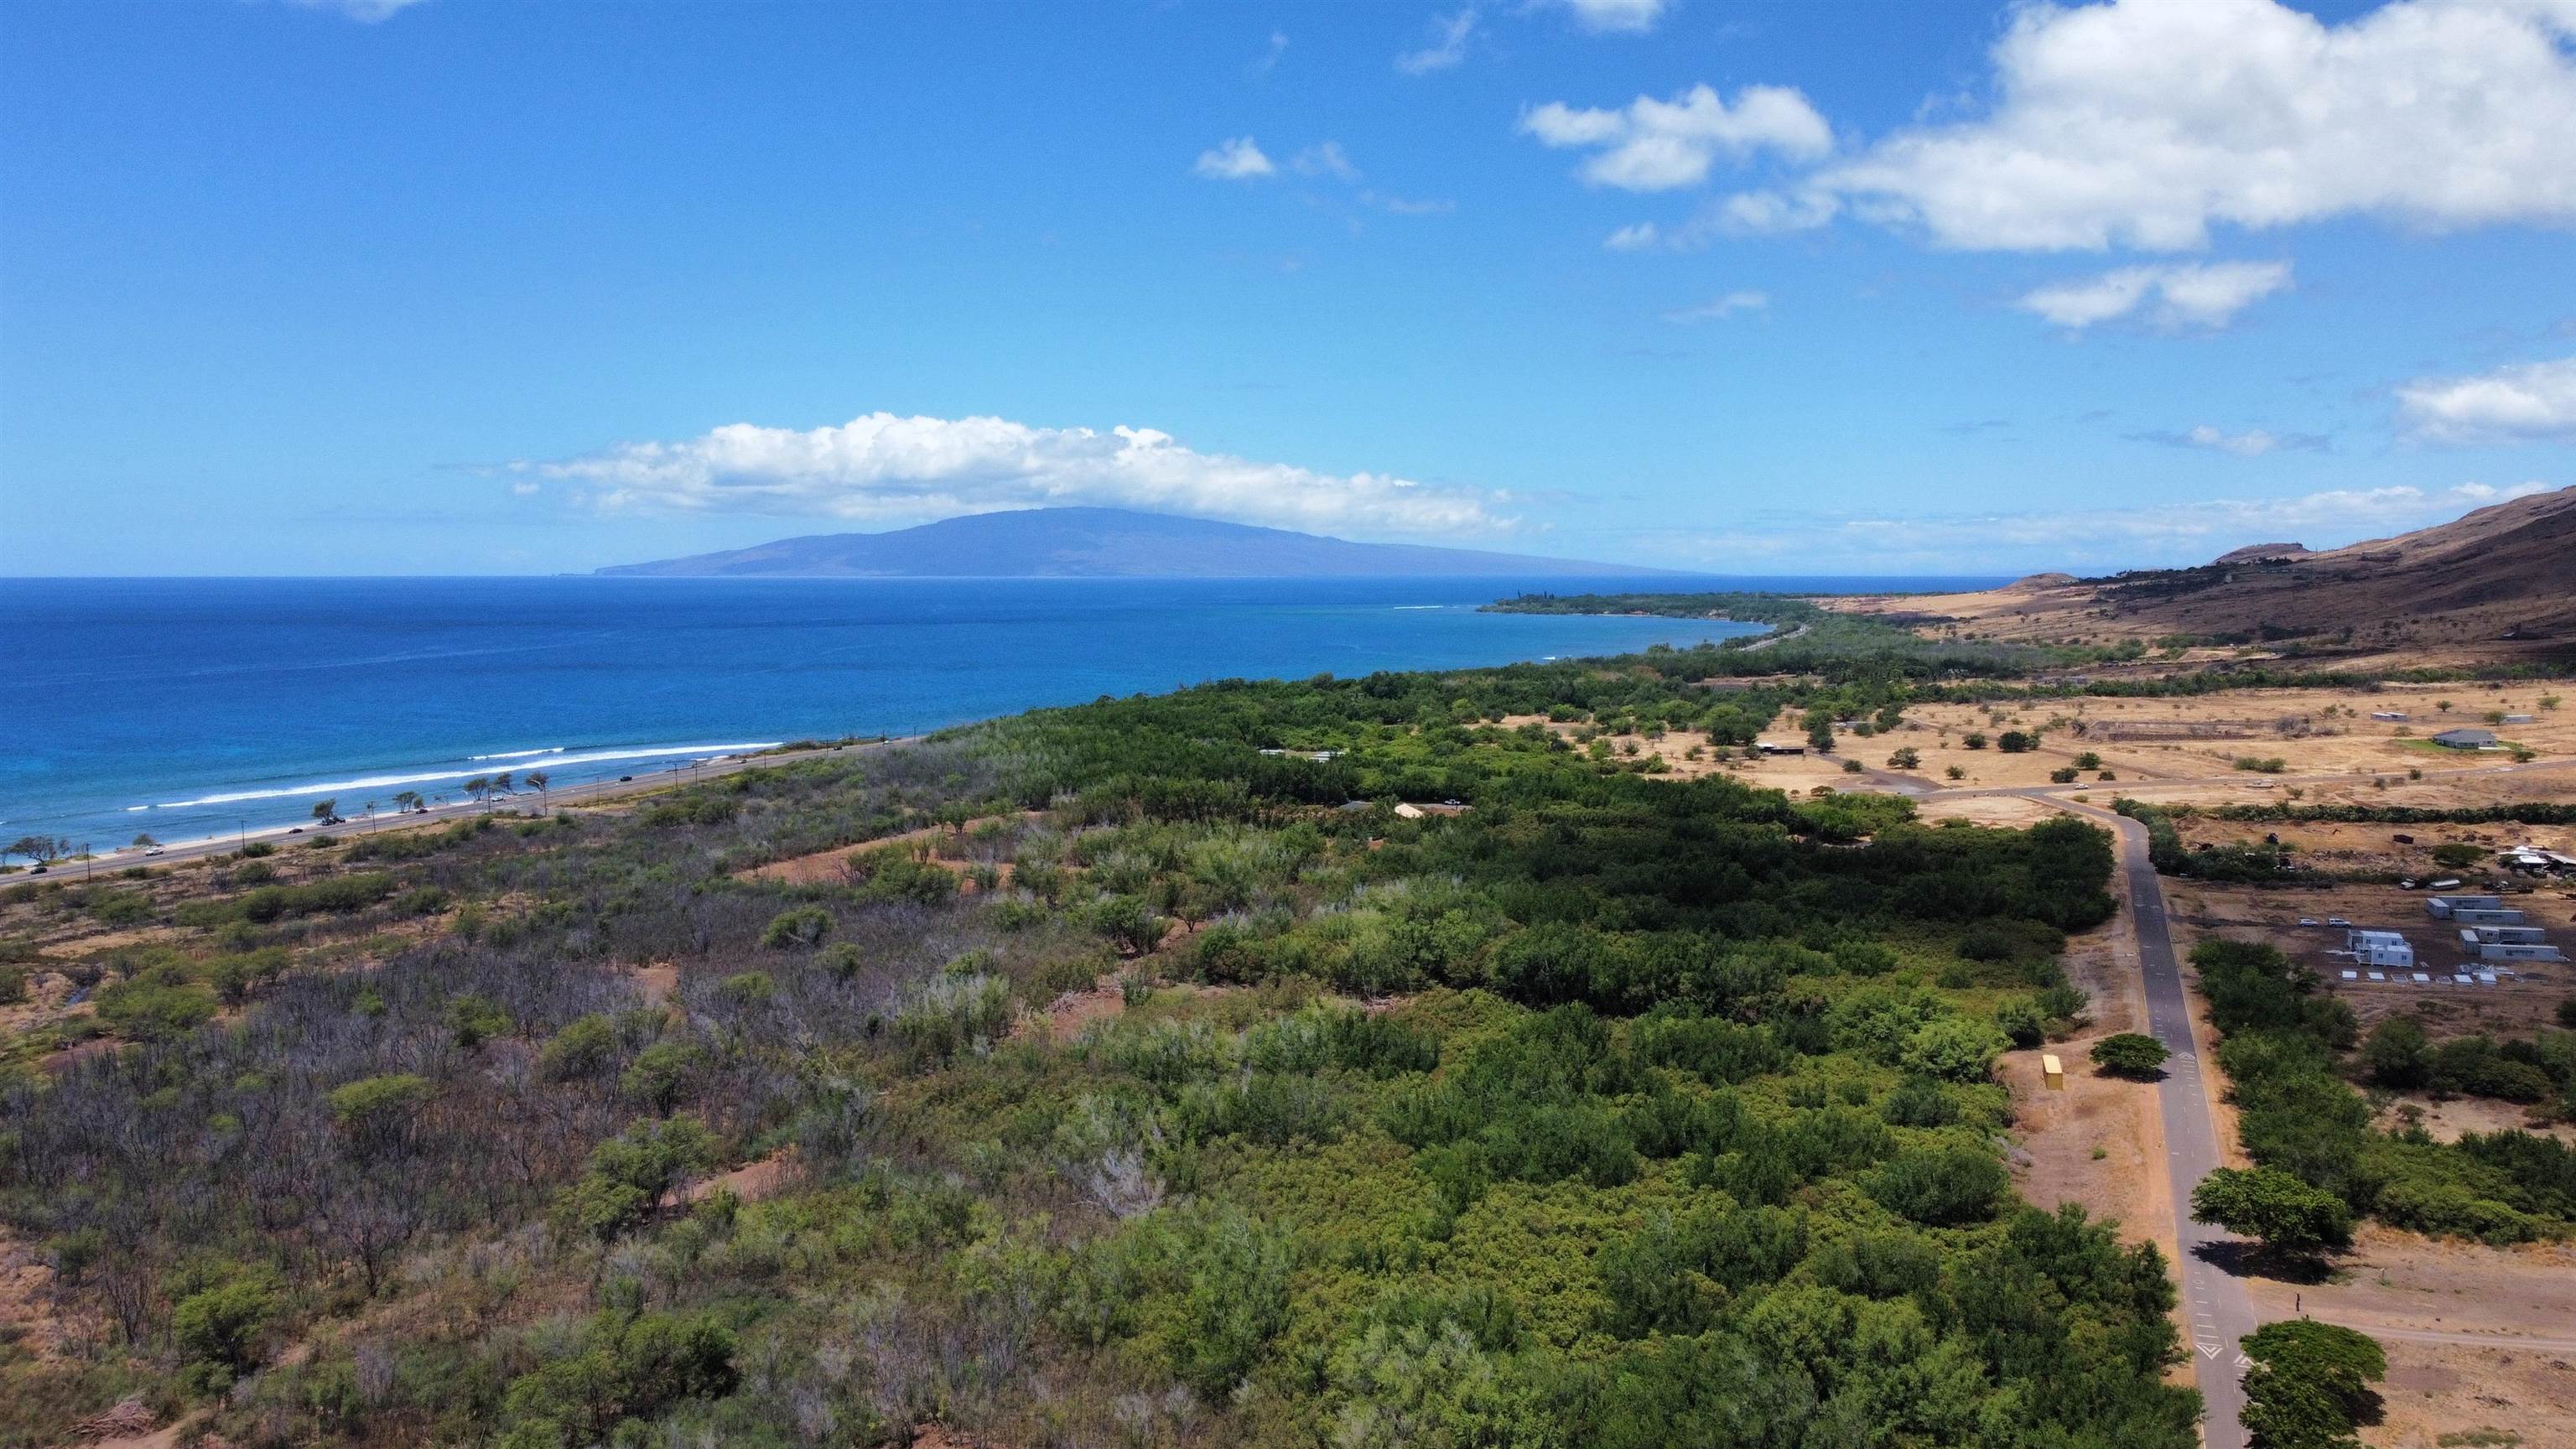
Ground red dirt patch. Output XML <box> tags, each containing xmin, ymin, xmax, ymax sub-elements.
<box><xmin>681</xmin><ymin>1150</ymin><xmax>800</xmax><ymax>1206</ymax></box>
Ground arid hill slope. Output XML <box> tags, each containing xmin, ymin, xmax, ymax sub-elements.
<box><xmin>1836</xmin><ymin>486</ymin><xmax>2576</xmax><ymax>666</ymax></box>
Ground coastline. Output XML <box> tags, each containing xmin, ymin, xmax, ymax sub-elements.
<box><xmin>11</xmin><ymin>736</ymin><xmax>913</xmax><ymax>875</ymax></box>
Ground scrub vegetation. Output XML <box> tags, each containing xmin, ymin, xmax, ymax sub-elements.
<box><xmin>2189</xmin><ymin>938</ymin><xmax>2576</xmax><ymax>1244</ymax></box>
<box><xmin>0</xmin><ymin>646</ymin><xmax>2204</xmax><ymax>1447</ymax></box>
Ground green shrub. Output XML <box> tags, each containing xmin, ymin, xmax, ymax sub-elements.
<box><xmin>553</xmin><ymin>1115</ymin><xmax>717</xmax><ymax>1243</ymax></box>
<box><xmin>757</xmin><ymin>906</ymin><xmax>832</xmax><ymax>949</ymax></box>
<box><xmin>497</xmin><ymin>1308</ymin><xmax>738</xmax><ymax>1448</ymax></box>
<box><xmin>2090</xmin><ymin>1033</ymin><xmax>2170</xmax><ymax>1079</ymax></box>
<box><xmin>1867</xmin><ymin>1145</ymin><xmax>2007</xmax><ymax>1226</ymax></box>
<box><xmin>538</xmin><ymin>1014</ymin><xmax>621</xmax><ymax>1081</ymax></box>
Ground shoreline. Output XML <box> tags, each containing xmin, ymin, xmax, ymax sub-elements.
<box><xmin>4</xmin><ymin>736</ymin><xmax>912</xmax><ymax>875</ymax></box>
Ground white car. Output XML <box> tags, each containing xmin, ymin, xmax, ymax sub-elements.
<box><xmin>2326</xmin><ymin>917</ymin><xmax>2350</xmax><ymax>927</ymax></box>
<box><xmin>143</xmin><ymin>846</ymin><xmax>164</xmax><ymax>856</ymax></box>
<box><xmin>2297</xmin><ymin>917</ymin><xmax>2319</xmax><ymax>927</ymax></box>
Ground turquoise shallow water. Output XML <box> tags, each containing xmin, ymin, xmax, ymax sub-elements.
<box><xmin>0</xmin><ymin>574</ymin><xmax>2002</xmax><ymax>849</ymax></box>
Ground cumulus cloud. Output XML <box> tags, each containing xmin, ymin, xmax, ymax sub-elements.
<box><xmin>1292</xmin><ymin>142</ymin><xmax>1361</xmax><ymax>181</ymax></box>
<box><xmin>1808</xmin><ymin>0</ymin><xmax>2576</xmax><ymax>251</ymax></box>
<box><xmin>523</xmin><ymin>413</ymin><xmax>1510</xmax><ymax>538</ymax></box>
<box><xmin>1644</xmin><ymin>480</ymin><xmax>2558</xmax><ymax>570</ymax></box>
<box><xmin>2397</xmin><ymin>355</ymin><xmax>2576</xmax><ymax>442</ymax></box>
<box><xmin>1193</xmin><ymin>138</ymin><xmax>1275</xmax><ymax>181</ymax></box>
<box><xmin>2128</xmin><ymin>424</ymin><xmax>2330</xmax><ymax>456</ymax></box>
<box><xmin>2017</xmin><ymin>261</ymin><xmax>2291</xmax><ymax>329</ymax></box>
<box><xmin>1545</xmin><ymin>0</ymin><xmax>1668</xmax><ymax>34</ymax></box>
<box><xmin>1397</xmin><ymin>8</ymin><xmax>1478</xmax><ymax>74</ymax></box>
<box><xmin>1521</xmin><ymin>84</ymin><xmax>1832</xmax><ymax>190</ymax></box>
<box><xmin>1663</xmin><ymin>290</ymin><xmax>1768</xmax><ymax>323</ymax></box>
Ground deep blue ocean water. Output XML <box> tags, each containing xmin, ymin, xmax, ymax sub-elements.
<box><xmin>0</xmin><ymin>574</ymin><xmax>2005</xmax><ymax>849</ymax></box>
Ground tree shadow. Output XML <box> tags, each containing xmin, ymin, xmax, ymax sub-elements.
<box><xmin>2191</xmin><ymin>1238</ymin><xmax>2338</xmax><ymax>1285</ymax></box>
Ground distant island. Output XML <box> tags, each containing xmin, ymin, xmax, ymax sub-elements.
<box><xmin>597</xmin><ymin>506</ymin><xmax>1673</xmax><ymax>579</ymax></box>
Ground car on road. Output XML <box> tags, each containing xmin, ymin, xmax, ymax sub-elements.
<box><xmin>2326</xmin><ymin>917</ymin><xmax>2350</xmax><ymax>927</ymax></box>
<box><xmin>2297</xmin><ymin>917</ymin><xmax>2319</xmax><ymax>927</ymax></box>
<box><xmin>143</xmin><ymin>846</ymin><xmax>164</xmax><ymax>856</ymax></box>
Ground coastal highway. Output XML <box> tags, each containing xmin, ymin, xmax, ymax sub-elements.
<box><xmin>58</xmin><ymin>736</ymin><xmax>911</xmax><ymax>873</ymax></box>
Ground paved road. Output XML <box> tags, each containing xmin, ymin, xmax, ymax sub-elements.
<box><xmin>2062</xmin><ymin>799</ymin><xmax>2257</xmax><ymax>1449</ymax></box>
<box><xmin>55</xmin><ymin>737</ymin><xmax>907</xmax><ymax>873</ymax></box>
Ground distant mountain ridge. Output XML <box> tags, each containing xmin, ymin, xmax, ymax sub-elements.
<box><xmin>1836</xmin><ymin>486</ymin><xmax>2576</xmax><ymax>666</ymax></box>
<box><xmin>597</xmin><ymin>507</ymin><xmax>1671</xmax><ymax>579</ymax></box>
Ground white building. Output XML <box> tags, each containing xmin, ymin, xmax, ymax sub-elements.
<box><xmin>2426</xmin><ymin>895</ymin><xmax>2505</xmax><ymax>919</ymax></box>
<box><xmin>2345</xmin><ymin>929</ymin><xmax>2415</xmax><ymax>969</ymax></box>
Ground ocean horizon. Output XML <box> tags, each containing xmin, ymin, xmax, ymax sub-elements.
<box><xmin>1</xmin><ymin>573</ymin><xmax>2007</xmax><ymax>852</ymax></box>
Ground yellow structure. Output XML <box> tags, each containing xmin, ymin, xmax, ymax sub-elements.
<box><xmin>2041</xmin><ymin>1053</ymin><xmax>2065</xmax><ymax>1090</ymax></box>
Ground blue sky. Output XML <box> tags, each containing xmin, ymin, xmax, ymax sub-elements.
<box><xmin>3</xmin><ymin>0</ymin><xmax>2571</xmax><ymax>575</ymax></box>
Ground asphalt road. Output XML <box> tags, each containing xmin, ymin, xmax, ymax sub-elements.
<box><xmin>2069</xmin><ymin>800</ymin><xmax>2257</xmax><ymax>1449</ymax></box>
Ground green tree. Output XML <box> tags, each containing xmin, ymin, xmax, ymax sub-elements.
<box><xmin>2239</xmin><ymin>1320</ymin><xmax>2385</xmax><ymax>1449</ymax></box>
<box><xmin>170</xmin><ymin>1265</ymin><xmax>281</xmax><ymax>1390</ymax></box>
<box><xmin>2191</xmin><ymin>1166</ymin><xmax>2351</xmax><ymax>1260</ymax></box>
<box><xmin>499</xmin><ymin>1309</ymin><xmax>738</xmax><ymax>1448</ymax></box>
<box><xmin>525</xmin><ymin>770</ymin><xmax>551</xmax><ymax>813</ymax></box>
<box><xmin>2356</xmin><ymin>1017</ymin><xmax>2429</xmax><ymax>1088</ymax></box>
<box><xmin>312</xmin><ymin>798</ymin><xmax>338</xmax><ymax>824</ymax></box>
<box><xmin>1887</xmin><ymin>746</ymin><xmax>1921</xmax><ymax>770</ymax></box>
<box><xmin>553</xmin><ymin>1115</ymin><xmax>718</xmax><ymax>1242</ymax></box>
<box><xmin>760</xmin><ymin>906</ymin><xmax>833</xmax><ymax>948</ymax></box>
<box><xmin>327</xmin><ymin>1073</ymin><xmax>434</xmax><ymax>1156</ymax></box>
<box><xmin>2090</xmin><ymin>1033</ymin><xmax>2170</xmax><ymax>1078</ymax></box>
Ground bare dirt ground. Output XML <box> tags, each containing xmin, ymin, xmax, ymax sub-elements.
<box><xmin>625</xmin><ymin>961</ymin><xmax>679</xmax><ymax>1007</ymax></box>
<box><xmin>2372</xmin><ymin>1093</ymin><xmax>2576</xmax><ymax>1145</ymax></box>
<box><xmin>2239</xmin><ymin>1228</ymin><xmax>2576</xmax><ymax>1449</ymax></box>
<box><xmin>2161</xmin><ymin>882</ymin><xmax>2576</xmax><ymax>1449</ymax></box>
<box><xmin>1893</xmin><ymin>686</ymin><xmax>2571</xmax><ymax>795</ymax></box>
<box><xmin>2001</xmin><ymin>860</ymin><xmax>2174</xmax><ymax>1262</ymax></box>
<box><xmin>2169</xmin><ymin>880</ymin><xmax>2575</xmax><ymax>1041</ymax></box>
<box><xmin>736</xmin><ymin>813</ymin><xmax>1043</xmax><ymax>886</ymax></box>
<box><xmin>0</xmin><ymin>1227</ymin><xmax>70</xmax><ymax>1371</ymax></box>
<box><xmin>2170</xmin><ymin>817</ymin><xmax>2576</xmax><ymax>882</ymax></box>
<box><xmin>681</xmin><ymin>1150</ymin><xmax>799</xmax><ymax>1206</ymax></box>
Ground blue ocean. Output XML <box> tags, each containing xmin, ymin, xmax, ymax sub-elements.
<box><xmin>0</xmin><ymin>574</ymin><xmax>2003</xmax><ymax>850</ymax></box>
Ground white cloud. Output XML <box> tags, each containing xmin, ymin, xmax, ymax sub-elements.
<box><xmin>2017</xmin><ymin>261</ymin><xmax>2291</xmax><ymax>329</ymax></box>
<box><xmin>2129</xmin><ymin>424</ymin><xmax>2329</xmax><ymax>456</ymax></box>
<box><xmin>1544</xmin><ymin>0</ymin><xmax>1668</xmax><ymax>34</ymax></box>
<box><xmin>1251</xmin><ymin>30</ymin><xmax>1289</xmax><ymax>74</ymax></box>
<box><xmin>2397</xmin><ymin>355</ymin><xmax>2576</xmax><ymax>442</ymax></box>
<box><xmin>1602</xmin><ymin>222</ymin><xmax>1662</xmax><ymax>252</ymax></box>
<box><xmin>1397</xmin><ymin>8</ymin><xmax>1478</xmax><ymax>74</ymax></box>
<box><xmin>1521</xmin><ymin>84</ymin><xmax>1832</xmax><ymax>190</ymax></box>
<box><xmin>1366</xmin><ymin>192</ymin><xmax>1456</xmax><ymax>216</ymax></box>
<box><xmin>1292</xmin><ymin>142</ymin><xmax>1361</xmax><ymax>182</ymax></box>
<box><xmin>510</xmin><ymin>480</ymin><xmax>543</xmax><ymax>496</ymax></box>
<box><xmin>283</xmin><ymin>0</ymin><xmax>428</xmax><ymax>19</ymax></box>
<box><xmin>526</xmin><ymin>413</ymin><xmax>1510</xmax><ymax>538</ymax></box>
<box><xmin>1663</xmin><ymin>289</ymin><xmax>1768</xmax><ymax>323</ymax></box>
<box><xmin>1810</xmin><ymin>0</ymin><xmax>2576</xmax><ymax>251</ymax></box>
<box><xmin>1193</xmin><ymin>137</ymin><xmax>1275</xmax><ymax>181</ymax></box>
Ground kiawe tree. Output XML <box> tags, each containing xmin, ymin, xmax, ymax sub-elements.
<box><xmin>2090</xmin><ymin>1033</ymin><xmax>2170</xmax><ymax>1079</ymax></box>
<box><xmin>2239</xmin><ymin>1319</ymin><xmax>2386</xmax><ymax>1449</ymax></box>
<box><xmin>2191</xmin><ymin>1166</ymin><xmax>2351</xmax><ymax>1262</ymax></box>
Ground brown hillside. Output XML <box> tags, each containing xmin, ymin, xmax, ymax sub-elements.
<box><xmin>1834</xmin><ymin>486</ymin><xmax>2576</xmax><ymax>666</ymax></box>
